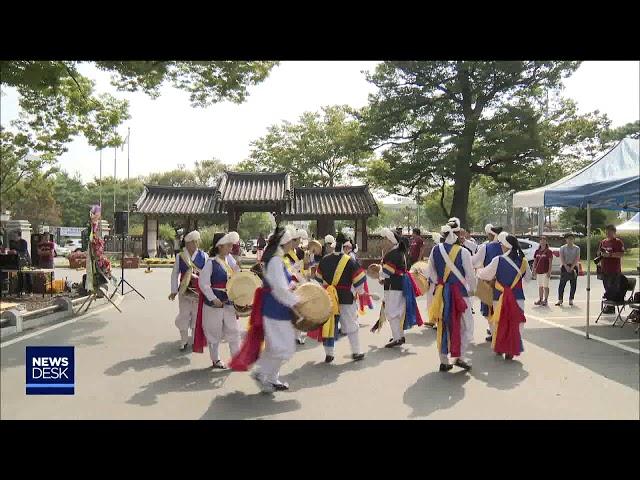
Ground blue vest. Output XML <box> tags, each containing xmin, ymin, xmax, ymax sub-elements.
<box><xmin>484</xmin><ymin>241</ymin><xmax>503</xmax><ymax>267</ymax></box>
<box><xmin>262</xmin><ymin>260</ymin><xmax>295</xmax><ymax>321</ymax></box>
<box><xmin>494</xmin><ymin>256</ymin><xmax>526</xmax><ymax>301</ymax></box>
<box><xmin>432</xmin><ymin>243</ymin><xmax>468</xmax><ymax>296</ymax></box>
<box><xmin>209</xmin><ymin>258</ymin><xmax>231</xmax><ymax>303</ymax></box>
<box><xmin>177</xmin><ymin>250</ymin><xmax>206</xmax><ymax>275</ymax></box>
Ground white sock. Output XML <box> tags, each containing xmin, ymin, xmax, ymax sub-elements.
<box><xmin>347</xmin><ymin>332</ymin><xmax>360</xmax><ymax>355</ymax></box>
<box><xmin>208</xmin><ymin>343</ymin><xmax>220</xmax><ymax>363</ymax></box>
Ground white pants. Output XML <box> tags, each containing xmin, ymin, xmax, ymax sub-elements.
<box><xmin>384</xmin><ymin>290</ymin><xmax>406</xmax><ymax>341</ymax></box>
<box><xmin>174</xmin><ymin>294</ymin><xmax>199</xmax><ymax>345</ymax></box>
<box><xmin>439</xmin><ymin>297</ymin><xmax>474</xmax><ymax>364</ymax></box>
<box><xmin>202</xmin><ymin>303</ymin><xmax>241</xmax><ymax>363</ymax></box>
<box><xmin>255</xmin><ymin>317</ymin><xmax>296</xmax><ymax>384</ymax></box>
<box><xmin>324</xmin><ymin>303</ymin><xmax>362</xmax><ymax>356</ymax></box>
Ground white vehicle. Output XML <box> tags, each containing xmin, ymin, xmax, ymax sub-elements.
<box><xmin>54</xmin><ymin>242</ymin><xmax>71</xmax><ymax>257</ymax></box>
<box><xmin>64</xmin><ymin>238</ymin><xmax>83</xmax><ymax>252</ymax></box>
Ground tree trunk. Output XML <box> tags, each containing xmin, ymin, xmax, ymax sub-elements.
<box><xmin>450</xmin><ymin>133</ymin><xmax>474</xmax><ymax>227</ymax></box>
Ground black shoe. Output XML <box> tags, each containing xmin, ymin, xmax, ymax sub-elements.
<box><xmin>486</xmin><ymin>328</ymin><xmax>491</xmax><ymax>335</ymax></box>
<box><xmin>385</xmin><ymin>339</ymin><xmax>402</xmax><ymax>348</ymax></box>
<box><xmin>211</xmin><ymin>360</ymin><xmax>226</xmax><ymax>369</ymax></box>
<box><xmin>399</xmin><ymin>337</ymin><xmax>406</xmax><ymax>344</ymax></box>
<box><xmin>271</xmin><ymin>382</ymin><xmax>289</xmax><ymax>391</ymax></box>
<box><xmin>485</xmin><ymin>335</ymin><xmax>492</xmax><ymax>342</ymax></box>
<box><xmin>439</xmin><ymin>363</ymin><xmax>453</xmax><ymax>372</ymax></box>
<box><xmin>505</xmin><ymin>354</ymin><xmax>514</xmax><ymax>360</ymax></box>
<box><xmin>324</xmin><ymin>355</ymin><xmax>334</xmax><ymax>363</ymax></box>
<box><xmin>454</xmin><ymin>359</ymin><xmax>472</xmax><ymax>371</ymax></box>
<box><xmin>180</xmin><ymin>343</ymin><xmax>189</xmax><ymax>352</ymax></box>
<box><xmin>352</xmin><ymin>353</ymin><xmax>365</xmax><ymax>361</ymax></box>
<box><xmin>296</xmin><ymin>338</ymin><xmax>305</xmax><ymax>345</ymax></box>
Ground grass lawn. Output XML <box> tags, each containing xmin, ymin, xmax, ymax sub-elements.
<box><xmin>622</xmin><ymin>247</ymin><xmax>639</xmax><ymax>272</ymax></box>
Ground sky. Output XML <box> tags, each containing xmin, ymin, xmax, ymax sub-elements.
<box><xmin>1</xmin><ymin>61</ymin><xmax>638</xmax><ymax>187</ymax></box>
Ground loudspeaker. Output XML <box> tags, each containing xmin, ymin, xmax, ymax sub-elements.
<box><xmin>114</xmin><ymin>211</ymin><xmax>129</xmax><ymax>235</ymax></box>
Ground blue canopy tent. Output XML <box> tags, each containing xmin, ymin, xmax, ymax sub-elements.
<box><xmin>513</xmin><ymin>137</ymin><xmax>639</xmax><ymax>338</ymax></box>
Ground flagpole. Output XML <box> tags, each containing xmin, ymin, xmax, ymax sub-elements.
<box><xmin>113</xmin><ymin>140</ymin><xmax>117</xmax><ymax>222</ymax></box>
<box><xmin>127</xmin><ymin>127</ymin><xmax>130</xmax><ymax>225</ymax></box>
<box><xmin>99</xmin><ymin>148</ymin><xmax>103</xmax><ymax>208</ymax></box>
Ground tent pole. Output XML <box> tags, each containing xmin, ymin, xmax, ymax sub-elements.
<box><xmin>586</xmin><ymin>202</ymin><xmax>591</xmax><ymax>340</ymax></box>
<box><xmin>512</xmin><ymin>207</ymin><xmax>516</xmax><ymax>234</ymax></box>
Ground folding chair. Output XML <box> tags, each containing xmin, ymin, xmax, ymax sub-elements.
<box><xmin>595</xmin><ymin>276</ymin><xmax>636</xmax><ymax>327</ymax></box>
<box><xmin>622</xmin><ymin>292</ymin><xmax>640</xmax><ymax>332</ymax></box>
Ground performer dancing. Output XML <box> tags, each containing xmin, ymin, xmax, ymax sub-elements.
<box><xmin>284</xmin><ymin>227</ymin><xmax>309</xmax><ymax>345</ymax></box>
<box><xmin>472</xmin><ymin>224</ymin><xmax>504</xmax><ymax>342</ymax></box>
<box><xmin>427</xmin><ymin>219</ymin><xmax>476</xmax><ymax>371</ymax></box>
<box><xmin>308</xmin><ymin>233</ymin><xmax>368</xmax><ymax>363</ymax></box>
<box><xmin>372</xmin><ymin>228</ymin><xmax>424</xmax><ymax>347</ymax></box>
<box><xmin>194</xmin><ymin>231</ymin><xmax>242</xmax><ymax>369</ymax></box>
<box><xmin>229</xmin><ymin>227</ymin><xmax>304</xmax><ymax>393</ymax></box>
<box><xmin>477</xmin><ymin>233</ymin><xmax>531</xmax><ymax>360</ymax></box>
<box><xmin>169</xmin><ymin>230</ymin><xmax>207</xmax><ymax>351</ymax></box>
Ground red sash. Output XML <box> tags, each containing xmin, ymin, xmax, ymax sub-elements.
<box><xmin>229</xmin><ymin>287</ymin><xmax>268</xmax><ymax>371</ymax></box>
<box><xmin>192</xmin><ymin>283</ymin><xmax>227</xmax><ymax>354</ymax></box>
<box><xmin>493</xmin><ymin>282</ymin><xmax>526</xmax><ymax>356</ymax></box>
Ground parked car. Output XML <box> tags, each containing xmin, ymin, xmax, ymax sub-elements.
<box><xmin>64</xmin><ymin>238</ymin><xmax>83</xmax><ymax>252</ymax></box>
<box><xmin>54</xmin><ymin>242</ymin><xmax>70</xmax><ymax>257</ymax></box>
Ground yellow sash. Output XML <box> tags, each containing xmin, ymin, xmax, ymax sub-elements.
<box><xmin>178</xmin><ymin>249</ymin><xmax>201</xmax><ymax>295</ymax></box>
<box><xmin>287</xmin><ymin>249</ymin><xmax>307</xmax><ymax>278</ymax></box>
<box><xmin>491</xmin><ymin>257</ymin><xmax>527</xmax><ymax>349</ymax></box>
<box><xmin>321</xmin><ymin>254</ymin><xmax>351</xmax><ymax>339</ymax></box>
<box><xmin>428</xmin><ymin>245</ymin><xmax>461</xmax><ymax>354</ymax></box>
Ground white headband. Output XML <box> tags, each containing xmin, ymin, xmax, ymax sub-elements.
<box><xmin>279</xmin><ymin>229</ymin><xmax>293</xmax><ymax>246</ymax></box>
<box><xmin>484</xmin><ymin>224</ymin><xmax>494</xmax><ymax>235</ymax></box>
<box><xmin>447</xmin><ymin>217</ymin><xmax>461</xmax><ymax>232</ymax></box>
<box><xmin>297</xmin><ymin>229</ymin><xmax>308</xmax><ymax>240</ymax></box>
<box><xmin>431</xmin><ymin>232</ymin><xmax>441</xmax><ymax>243</ymax></box>
<box><xmin>440</xmin><ymin>224</ymin><xmax>458</xmax><ymax>244</ymax></box>
<box><xmin>184</xmin><ymin>230</ymin><xmax>201</xmax><ymax>243</ymax></box>
<box><xmin>497</xmin><ymin>231</ymin><xmax>511</xmax><ymax>249</ymax></box>
<box><xmin>324</xmin><ymin>234</ymin><xmax>336</xmax><ymax>247</ymax></box>
<box><xmin>380</xmin><ymin>228</ymin><xmax>398</xmax><ymax>245</ymax></box>
<box><xmin>216</xmin><ymin>231</ymin><xmax>239</xmax><ymax>247</ymax></box>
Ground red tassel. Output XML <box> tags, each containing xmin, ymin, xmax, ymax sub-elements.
<box><xmin>192</xmin><ymin>294</ymin><xmax>207</xmax><ymax>354</ymax></box>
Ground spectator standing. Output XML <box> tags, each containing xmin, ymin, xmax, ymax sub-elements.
<box><xmin>533</xmin><ymin>236</ymin><xmax>553</xmax><ymax>306</ymax></box>
<box><xmin>556</xmin><ymin>233</ymin><xmax>580</xmax><ymax>306</ymax></box>
<box><xmin>257</xmin><ymin>232</ymin><xmax>266</xmax><ymax>262</ymax></box>
<box><xmin>598</xmin><ymin>225</ymin><xmax>625</xmax><ymax>312</ymax></box>
<box><xmin>409</xmin><ymin>228</ymin><xmax>424</xmax><ymax>265</ymax></box>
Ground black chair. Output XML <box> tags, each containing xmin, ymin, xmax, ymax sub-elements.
<box><xmin>595</xmin><ymin>276</ymin><xmax>636</xmax><ymax>327</ymax></box>
<box><xmin>623</xmin><ymin>291</ymin><xmax>640</xmax><ymax>332</ymax></box>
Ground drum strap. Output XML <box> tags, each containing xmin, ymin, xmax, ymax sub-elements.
<box><xmin>179</xmin><ymin>249</ymin><xmax>200</xmax><ymax>295</ymax></box>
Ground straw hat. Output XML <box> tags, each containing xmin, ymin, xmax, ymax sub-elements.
<box><xmin>227</xmin><ymin>271</ymin><xmax>262</xmax><ymax>307</ymax></box>
<box><xmin>367</xmin><ymin>263</ymin><xmax>381</xmax><ymax>279</ymax></box>
<box><xmin>294</xmin><ymin>283</ymin><xmax>331</xmax><ymax>329</ymax></box>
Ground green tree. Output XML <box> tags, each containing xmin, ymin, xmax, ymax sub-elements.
<box><xmin>249</xmin><ymin>105</ymin><xmax>371</xmax><ymax>187</ymax></box>
<box><xmin>600</xmin><ymin>120</ymin><xmax>639</xmax><ymax>143</ymax></box>
<box><xmin>0</xmin><ymin>128</ymin><xmax>58</xmax><ymax>207</ymax></box>
<box><xmin>146</xmin><ymin>165</ymin><xmax>197</xmax><ymax>186</ymax></box>
<box><xmin>558</xmin><ymin>207</ymin><xmax>620</xmax><ymax>234</ymax></box>
<box><xmin>237</xmin><ymin>212</ymin><xmax>273</xmax><ymax>242</ymax></box>
<box><xmin>9</xmin><ymin>172</ymin><xmax>61</xmax><ymax>227</ymax></box>
<box><xmin>360</xmin><ymin>61</ymin><xmax>610</xmax><ymax>226</ymax></box>
<box><xmin>1</xmin><ymin>61</ymin><xmax>278</xmax><ymax>155</ymax></box>
<box><xmin>84</xmin><ymin>176</ymin><xmax>145</xmax><ymax>224</ymax></box>
<box><xmin>53</xmin><ymin>170</ymin><xmax>89</xmax><ymax>226</ymax></box>
<box><xmin>194</xmin><ymin>158</ymin><xmax>227</xmax><ymax>186</ymax></box>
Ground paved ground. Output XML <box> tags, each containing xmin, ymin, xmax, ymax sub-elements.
<box><xmin>1</xmin><ymin>267</ymin><xmax>638</xmax><ymax>420</ymax></box>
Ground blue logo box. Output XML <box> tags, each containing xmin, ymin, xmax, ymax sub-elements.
<box><xmin>26</xmin><ymin>346</ymin><xmax>75</xmax><ymax>395</ymax></box>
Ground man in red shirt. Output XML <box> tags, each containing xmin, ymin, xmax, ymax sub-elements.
<box><xmin>533</xmin><ymin>236</ymin><xmax>554</xmax><ymax>306</ymax></box>
<box><xmin>599</xmin><ymin>225</ymin><xmax>625</xmax><ymax>311</ymax></box>
<box><xmin>409</xmin><ymin>228</ymin><xmax>424</xmax><ymax>266</ymax></box>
